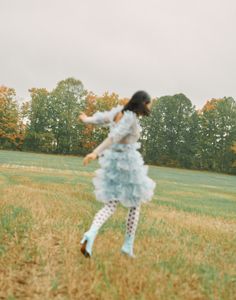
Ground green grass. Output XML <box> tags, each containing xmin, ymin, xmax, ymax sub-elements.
<box><xmin>0</xmin><ymin>149</ymin><xmax>236</xmax><ymax>300</ymax></box>
<box><xmin>1</xmin><ymin>149</ymin><xmax>235</xmax><ymax>220</ymax></box>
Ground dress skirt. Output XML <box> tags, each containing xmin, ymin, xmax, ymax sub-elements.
<box><xmin>92</xmin><ymin>142</ymin><xmax>156</xmax><ymax>208</ymax></box>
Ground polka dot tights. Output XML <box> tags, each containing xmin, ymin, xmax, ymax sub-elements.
<box><xmin>89</xmin><ymin>200</ymin><xmax>140</xmax><ymax>240</ymax></box>
<box><xmin>125</xmin><ymin>205</ymin><xmax>141</xmax><ymax>237</ymax></box>
<box><xmin>90</xmin><ymin>200</ymin><xmax>119</xmax><ymax>229</ymax></box>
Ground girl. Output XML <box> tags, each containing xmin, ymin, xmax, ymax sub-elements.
<box><xmin>79</xmin><ymin>91</ymin><xmax>156</xmax><ymax>258</ymax></box>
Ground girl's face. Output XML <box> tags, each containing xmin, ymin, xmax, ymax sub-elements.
<box><xmin>145</xmin><ymin>100</ymin><xmax>153</xmax><ymax>111</ymax></box>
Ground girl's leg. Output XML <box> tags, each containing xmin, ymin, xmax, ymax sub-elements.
<box><xmin>121</xmin><ymin>204</ymin><xmax>141</xmax><ymax>257</ymax></box>
<box><xmin>126</xmin><ymin>205</ymin><xmax>141</xmax><ymax>238</ymax></box>
<box><xmin>80</xmin><ymin>200</ymin><xmax>119</xmax><ymax>257</ymax></box>
<box><xmin>89</xmin><ymin>200</ymin><xmax>119</xmax><ymax>231</ymax></box>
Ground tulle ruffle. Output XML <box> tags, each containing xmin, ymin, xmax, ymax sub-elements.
<box><xmin>92</xmin><ymin>142</ymin><xmax>156</xmax><ymax>207</ymax></box>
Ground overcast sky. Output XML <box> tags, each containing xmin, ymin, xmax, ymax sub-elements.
<box><xmin>1</xmin><ymin>0</ymin><xmax>236</xmax><ymax>109</ymax></box>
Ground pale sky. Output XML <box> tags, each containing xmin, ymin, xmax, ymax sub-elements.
<box><xmin>1</xmin><ymin>0</ymin><xmax>236</xmax><ymax>109</ymax></box>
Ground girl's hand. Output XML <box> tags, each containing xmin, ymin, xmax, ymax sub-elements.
<box><xmin>79</xmin><ymin>112</ymin><xmax>88</xmax><ymax>123</ymax></box>
<box><xmin>83</xmin><ymin>152</ymin><xmax>98</xmax><ymax>166</ymax></box>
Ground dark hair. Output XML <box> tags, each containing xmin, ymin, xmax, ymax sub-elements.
<box><xmin>122</xmin><ymin>90</ymin><xmax>151</xmax><ymax>116</ymax></box>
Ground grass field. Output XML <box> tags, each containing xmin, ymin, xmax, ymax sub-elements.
<box><xmin>0</xmin><ymin>150</ymin><xmax>236</xmax><ymax>300</ymax></box>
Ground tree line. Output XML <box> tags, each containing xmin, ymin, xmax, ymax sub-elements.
<box><xmin>1</xmin><ymin>77</ymin><xmax>236</xmax><ymax>174</ymax></box>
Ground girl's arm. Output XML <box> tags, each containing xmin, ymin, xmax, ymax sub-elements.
<box><xmin>92</xmin><ymin>136</ymin><xmax>113</xmax><ymax>156</ymax></box>
<box><xmin>82</xmin><ymin>105</ymin><xmax>124</xmax><ymax>126</ymax></box>
<box><xmin>92</xmin><ymin>110</ymin><xmax>135</xmax><ymax>156</ymax></box>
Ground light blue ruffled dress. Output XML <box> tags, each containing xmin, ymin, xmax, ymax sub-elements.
<box><xmin>84</xmin><ymin>104</ymin><xmax>156</xmax><ymax>208</ymax></box>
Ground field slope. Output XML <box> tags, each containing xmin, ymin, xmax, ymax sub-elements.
<box><xmin>0</xmin><ymin>150</ymin><xmax>236</xmax><ymax>300</ymax></box>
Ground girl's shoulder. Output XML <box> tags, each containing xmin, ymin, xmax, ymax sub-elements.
<box><xmin>112</xmin><ymin>109</ymin><xmax>137</xmax><ymax>129</ymax></box>
<box><xmin>121</xmin><ymin>109</ymin><xmax>137</xmax><ymax>122</ymax></box>
<box><xmin>109</xmin><ymin>105</ymin><xmax>137</xmax><ymax>124</ymax></box>
<box><xmin>108</xmin><ymin>104</ymin><xmax>124</xmax><ymax>121</ymax></box>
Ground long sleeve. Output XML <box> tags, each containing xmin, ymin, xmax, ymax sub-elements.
<box><xmin>84</xmin><ymin>105</ymin><xmax>124</xmax><ymax>126</ymax></box>
<box><xmin>92</xmin><ymin>110</ymin><xmax>135</xmax><ymax>156</ymax></box>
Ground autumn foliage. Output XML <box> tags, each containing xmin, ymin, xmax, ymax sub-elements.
<box><xmin>0</xmin><ymin>79</ymin><xmax>236</xmax><ymax>174</ymax></box>
<box><xmin>0</xmin><ymin>86</ymin><xmax>25</xmax><ymax>149</ymax></box>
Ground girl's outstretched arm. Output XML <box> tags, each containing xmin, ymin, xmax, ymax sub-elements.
<box><xmin>79</xmin><ymin>105</ymin><xmax>123</xmax><ymax>126</ymax></box>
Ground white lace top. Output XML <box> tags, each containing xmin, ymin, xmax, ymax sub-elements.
<box><xmin>83</xmin><ymin>104</ymin><xmax>142</xmax><ymax>156</ymax></box>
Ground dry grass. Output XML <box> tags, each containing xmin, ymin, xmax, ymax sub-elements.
<box><xmin>0</xmin><ymin>151</ymin><xmax>236</xmax><ymax>300</ymax></box>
